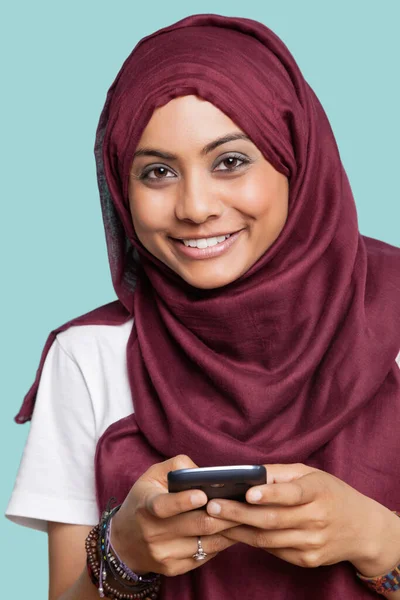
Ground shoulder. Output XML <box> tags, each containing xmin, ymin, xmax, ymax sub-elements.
<box><xmin>55</xmin><ymin>317</ymin><xmax>135</xmax><ymax>437</ymax></box>
<box><xmin>56</xmin><ymin>317</ymin><xmax>134</xmax><ymax>360</ymax></box>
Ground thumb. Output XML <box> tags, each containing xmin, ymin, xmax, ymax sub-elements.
<box><xmin>264</xmin><ymin>463</ymin><xmax>317</xmax><ymax>484</ymax></box>
<box><xmin>143</xmin><ymin>454</ymin><xmax>199</xmax><ymax>488</ymax></box>
<box><xmin>133</xmin><ymin>455</ymin><xmax>199</xmax><ymax>515</ymax></box>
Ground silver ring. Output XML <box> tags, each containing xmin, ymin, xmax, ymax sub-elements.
<box><xmin>192</xmin><ymin>536</ymin><xmax>208</xmax><ymax>561</ymax></box>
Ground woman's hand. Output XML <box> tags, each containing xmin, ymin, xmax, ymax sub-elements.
<box><xmin>110</xmin><ymin>455</ymin><xmax>239</xmax><ymax>578</ymax></box>
<box><xmin>206</xmin><ymin>463</ymin><xmax>400</xmax><ymax>574</ymax></box>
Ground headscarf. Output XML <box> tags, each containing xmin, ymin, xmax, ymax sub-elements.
<box><xmin>16</xmin><ymin>13</ymin><xmax>400</xmax><ymax>599</ymax></box>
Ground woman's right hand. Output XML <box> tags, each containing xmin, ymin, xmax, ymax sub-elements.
<box><xmin>110</xmin><ymin>454</ymin><xmax>240</xmax><ymax>577</ymax></box>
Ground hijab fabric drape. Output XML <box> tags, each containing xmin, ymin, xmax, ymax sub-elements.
<box><xmin>16</xmin><ymin>13</ymin><xmax>400</xmax><ymax>599</ymax></box>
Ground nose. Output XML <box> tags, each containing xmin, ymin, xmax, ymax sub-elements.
<box><xmin>174</xmin><ymin>171</ymin><xmax>224</xmax><ymax>223</ymax></box>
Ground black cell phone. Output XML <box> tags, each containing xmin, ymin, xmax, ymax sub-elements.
<box><xmin>167</xmin><ymin>465</ymin><xmax>267</xmax><ymax>502</ymax></box>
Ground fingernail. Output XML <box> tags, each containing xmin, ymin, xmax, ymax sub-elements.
<box><xmin>207</xmin><ymin>502</ymin><xmax>221</xmax><ymax>515</ymax></box>
<box><xmin>191</xmin><ymin>492</ymin><xmax>206</xmax><ymax>507</ymax></box>
<box><xmin>248</xmin><ymin>489</ymin><xmax>262</xmax><ymax>502</ymax></box>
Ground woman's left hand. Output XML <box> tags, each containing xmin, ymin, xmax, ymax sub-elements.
<box><xmin>206</xmin><ymin>463</ymin><xmax>399</xmax><ymax>573</ymax></box>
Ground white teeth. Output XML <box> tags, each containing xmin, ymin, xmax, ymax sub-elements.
<box><xmin>182</xmin><ymin>234</ymin><xmax>230</xmax><ymax>248</ymax></box>
<box><xmin>205</xmin><ymin>237</ymin><xmax>218</xmax><ymax>247</ymax></box>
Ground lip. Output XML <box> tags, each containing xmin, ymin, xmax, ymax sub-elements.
<box><xmin>174</xmin><ymin>231</ymin><xmax>239</xmax><ymax>241</ymax></box>
<box><xmin>170</xmin><ymin>229</ymin><xmax>244</xmax><ymax>260</ymax></box>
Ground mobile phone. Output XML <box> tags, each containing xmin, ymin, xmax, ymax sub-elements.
<box><xmin>167</xmin><ymin>465</ymin><xmax>267</xmax><ymax>502</ymax></box>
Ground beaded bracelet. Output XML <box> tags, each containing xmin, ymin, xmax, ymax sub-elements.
<box><xmin>99</xmin><ymin>498</ymin><xmax>160</xmax><ymax>584</ymax></box>
<box><xmin>99</xmin><ymin>498</ymin><xmax>159</xmax><ymax>589</ymax></box>
<box><xmin>356</xmin><ymin>511</ymin><xmax>400</xmax><ymax>594</ymax></box>
<box><xmin>107</xmin><ymin>518</ymin><xmax>159</xmax><ymax>588</ymax></box>
<box><xmin>85</xmin><ymin>496</ymin><xmax>161</xmax><ymax>599</ymax></box>
<box><xmin>86</xmin><ymin>524</ymin><xmax>161</xmax><ymax>599</ymax></box>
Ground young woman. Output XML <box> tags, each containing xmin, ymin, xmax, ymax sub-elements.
<box><xmin>6</xmin><ymin>12</ymin><xmax>400</xmax><ymax>600</ymax></box>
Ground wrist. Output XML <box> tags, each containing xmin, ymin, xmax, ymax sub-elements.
<box><xmin>86</xmin><ymin>520</ymin><xmax>161</xmax><ymax>599</ymax></box>
<box><xmin>350</xmin><ymin>503</ymin><xmax>400</xmax><ymax>577</ymax></box>
<box><xmin>110</xmin><ymin>506</ymin><xmax>149</xmax><ymax>576</ymax></box>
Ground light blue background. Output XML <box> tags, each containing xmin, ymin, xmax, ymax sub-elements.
<box><xmin>2</xmin><ymin>1</ymin><xmax>399</xmax><ymax>597</ymax></box>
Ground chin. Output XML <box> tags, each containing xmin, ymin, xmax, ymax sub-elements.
<box><xmin>179</xmin><ymin>268</ymin><xmax>242</xmax><ymax>290</ymax></box>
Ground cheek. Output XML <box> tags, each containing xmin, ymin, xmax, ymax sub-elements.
<box><xmin>129</xmin><ymin>186</ymin><xmax>172</xmax><ymax>236</ymax></box>
<box><xmin>234</xmin><ymin>172</ymin><xmax>289</xmax><ymax>224</ymax></box>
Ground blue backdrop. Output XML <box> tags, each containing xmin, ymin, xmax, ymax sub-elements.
<box><xmin>2</xmin><ymin>1</ymin><xmax>399</xmax><ymax>597</ymax></box>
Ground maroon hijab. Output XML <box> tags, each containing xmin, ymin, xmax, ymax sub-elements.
<box><xmin>16</xmin><ymin>13</ymin><xmax>400</xmax><ymax>599</ymax></box>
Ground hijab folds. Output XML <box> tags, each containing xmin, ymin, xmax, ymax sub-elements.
<box><xmin>15</xmin><ymin>13</ymin><xmax>400</xmax><ymax>599</ymax></box>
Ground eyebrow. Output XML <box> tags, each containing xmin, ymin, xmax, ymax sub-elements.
<box><xmin>132</xmin><ymin>132</ymin><xmax>252</xmax><ymax>161</ymax></box>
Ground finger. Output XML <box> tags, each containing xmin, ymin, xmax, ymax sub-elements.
<box><xmin>221</xmin><ymin>524</ymin><xmax>322</xmax><ymax>553</ymax></box>
<box><xmin>264</xmin><ymin>547</ymin><xmax>323</xmax><ymax>569</ymax></box>
<box><xmin>151</xmin><ymin>535</ymin><xmax>237</xmax><ymax>577</ymax></box>
<box><xmin>160</xmin><ymin>507</ymin><xmax>240</xmax><ymax>538</ymax></box>
<box><xmin>207</xmin><ymin>499</ymin><xmax>310</xmax><ymax>528</ymax></box>
<box><xmin>144</xmin><ymin>488</ymin><xmax>209</xmax><ymax>519</ymax></box>
<box><xmin>264</xmin><ymin>463</ymin><xmax>317</xmax><ymax>484</ymax></box>
<box><xmin>161</xmin><ymin>532</ymin><xmax>237</xmax><ymax>561</ymax></box>
<box><xmin>245</xmin><ymin>473</ymin><xmax>320</xmax><ymax>507</ymax></box>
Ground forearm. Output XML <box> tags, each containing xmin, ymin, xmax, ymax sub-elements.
<box><xmin>57</xmin><ymin>563</ymin><xmax>129</xmax><ymax>600</ymax></box>
<box><xmin>57</xmin><ymin>565</ymin><xmax>99</xmax><ymax>600</ymax></box>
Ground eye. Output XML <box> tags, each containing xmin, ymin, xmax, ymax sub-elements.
<box><xmin>139</xmin><ymin>165</ymin><xmax>175</xmax><ymax>181</ymax></box>
<box><xmin>214</xmin><ymin>153</ymin><xmax>250</xmax><ymax>172</ymax></box>
<box><xmin>138</xmin><ymin>153</ymin><xmax>252</xmax><ymax>182</ymax></box>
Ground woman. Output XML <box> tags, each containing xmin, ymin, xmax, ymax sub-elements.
<box><xmin>6</xmin><ymin>12</ymin><xmax>400</xmax><ymax>600</ymax></box>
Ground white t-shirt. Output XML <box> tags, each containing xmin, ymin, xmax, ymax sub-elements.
<box><xmin>6</xmin><ymin>318</ymin><xmax>134</xmax><ymax>532</ymax></box>
<box><xmin>5</xmin><ymin>318</ymin><xmax>400</xmax><ymax>533</ymax></box>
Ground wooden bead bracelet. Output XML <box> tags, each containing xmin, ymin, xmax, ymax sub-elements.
<box><xmin>85</xmin><ymin>523</ymin><xmax>161</xmax><ymax>599</ymax></box>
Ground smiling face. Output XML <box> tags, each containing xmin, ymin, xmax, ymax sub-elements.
<box><xmin>128</xmin><ymin>95</ymin><xmax>289</xmax><ymax>289</ymax></box>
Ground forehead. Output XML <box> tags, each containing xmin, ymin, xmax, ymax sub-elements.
<box><xmin>138</xmin><ymin>95</ymin><xmax>244</xmax><ymax>146</ymax></box>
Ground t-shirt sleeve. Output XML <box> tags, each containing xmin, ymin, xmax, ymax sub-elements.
<box><xmin>5</xmin><ymin>337</ymin><xmax>100</xmax><ymax>532</ymax></box>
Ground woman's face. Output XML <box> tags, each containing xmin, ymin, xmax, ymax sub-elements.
<box><xmin>128</xmin><ymin>95</ymin><xmax>289</xmax><ymax>289</ymax></box>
